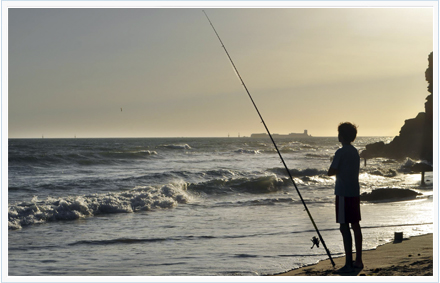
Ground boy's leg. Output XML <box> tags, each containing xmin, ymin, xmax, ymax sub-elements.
<box><xmin>351</xmin><ymin>222</ymin><xmax>363</xmax><ymax>268</ymax></box>
<box><xmin>339</xmin><ymin>223</ymin><xmax>353</xmax><ymax>270</ymax></box>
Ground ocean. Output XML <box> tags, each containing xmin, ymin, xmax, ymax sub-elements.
<box><xmin>8</xmin><ymin>137</ymin><xmax>433</xmax><ymax>276</ymax></box>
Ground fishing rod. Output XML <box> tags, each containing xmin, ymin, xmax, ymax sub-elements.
<box><xmin>203</xmin><ymin>10</ymin><xmax>335</xmax><ymax>268</ymax></box>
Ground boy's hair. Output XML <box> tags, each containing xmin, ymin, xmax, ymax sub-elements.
<box><xmin>338</xmin><ymin>122</ymin><xmax>358</xmax><ymax>142</ymax></box>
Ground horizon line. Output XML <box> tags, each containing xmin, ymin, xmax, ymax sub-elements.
<box><xmin>7</xmin><ymin>135</ymin><xmax>393</xmax><ymax>139</ymax></box>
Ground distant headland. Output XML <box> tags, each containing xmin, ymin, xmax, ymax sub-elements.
<box><xmin>360</xmin><ymin>52</ymin><xmax>433</xmax><ymax>163</ymax></box>
<box><xmin>251</xmin><ymin>130</ymin><xmax>311</xmax><ymax>138</ymax></box>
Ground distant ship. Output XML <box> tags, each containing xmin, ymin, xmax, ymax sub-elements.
<box><xmin>251</xmin><ymin>130</ymin><xmax>311</xmax><ymax>138</ymax></box>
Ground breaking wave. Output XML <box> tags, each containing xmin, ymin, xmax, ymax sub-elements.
<box><xmin>158</xmin><ymin>144</ymin><xmax>191</xmax><ymax>150</ymax></box>
<box><xmin>8</xmin><ymin>184</ymin><xmax>189</xmax><ymax>230</ymax></box>
<box><xmin>187</xmin><ymin>175</ymin><xmax>286</xmax><ymax>195</ymax></box>
<box><xmin>368</xmin><ymin>168</ymin><xmax>398</xmax><ymax>177</ymax></box>
<box><xmin>269</xmin><ymin>167</ymin><xmax>328</xmax><ymax>177</ymax></box>
<box><xmin>234</xmin><ymin>149</ymin><xmax>260</xmax><ymax>154</ymax></box>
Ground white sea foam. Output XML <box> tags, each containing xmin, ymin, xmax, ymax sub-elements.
<box><xmin>159</xmin><ymin>144</ymin><xmax>191</xmax><ymax>150</ymax></box>
<box><xmin>234</xmin><ymin>149</ymin><xmax>260</xmax><ymax>154</ymax></box>
<box><xmin>8</xmin><ymin>184</ymin><xmax>190</xmax><ymax>230</ymax></box>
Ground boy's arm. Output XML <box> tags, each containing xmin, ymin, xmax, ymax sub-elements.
<box><xmin>328</xmin><ymin>151</ymin><xmax>341</xmax><ymax>176</ymax></box>
<box><xmin>328</xmin><ymin>167</ymin><xmax>338</xmax><ymax>176</ymax></box>
<box><xmin>327</xmin><ymin>152</ymin><xmax>339</xmax><ymax>176</ymax></box>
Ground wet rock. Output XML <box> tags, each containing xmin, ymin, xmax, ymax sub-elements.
<box><xmin>360</xmin><ymin>188</ymin><xmax>421</xmax><ymax>202</ymax></box>
<box><xmin>411</xmin><ymin>162</ymin><xmax>433</xmax><ymax>173</ymax></box>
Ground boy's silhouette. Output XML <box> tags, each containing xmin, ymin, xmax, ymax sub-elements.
<box><xmin>328</xmin><ymin>122</ymin><xmax>363</xmax><ymax>273</ymax></box>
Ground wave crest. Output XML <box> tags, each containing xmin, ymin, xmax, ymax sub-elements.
<box><xmin>8</xmin><ymin>184</ymin><xmax>189</xmax><ymax>230</ymax></box>
<box><xmin>269</xmin><ymin>167</ymin><xmax>327</xmax><ymax>177</ymax></box>
<box><xmin>159</xmin><ymin>144</ymin><xmax>191</xmax><ymax>150</ymax></box>
<box><xmin>188</xmin><ymin>175</ymin><xmax>285</xmax><ymax>195</ymax></box>
<box><xmin>234</xmin><ymin>149</ymin><xmax>260</xmax><ymax>154</ymax></box>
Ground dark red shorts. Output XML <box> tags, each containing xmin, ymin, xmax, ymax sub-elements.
<box><xmin>336</xmin><ymin>196</ymin><xmax>361</xmax><ymax>224</ymax></box>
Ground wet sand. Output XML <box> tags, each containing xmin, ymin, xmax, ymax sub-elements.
<box><xmin>274</xmin><ymin>233</ymin><xmax>433</xmax><ymax>276</ymax></box>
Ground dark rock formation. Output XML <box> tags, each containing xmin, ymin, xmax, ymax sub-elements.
<box><xmin>411</xmin><ymin>162</ymin><xmax>433</xmax><ymax>185</ymax></box>
<box><xmin>421</xmin><ymin>52</ymin><xmax>433</xmax><ymax>162</ymax></box>
<box><xmin>360</xmin><ymin>52</ymin><xmax>433</xmax><ymax>162</ymax></box>
<box><xmin>412</xmin><ymin>162</ymin><xmax>433</xmax><ymax>173</ymax></box>
<box><xmin>360</xmin><ymin>188</ymin><xmax>421</xmax><ymax>202</ymax></box>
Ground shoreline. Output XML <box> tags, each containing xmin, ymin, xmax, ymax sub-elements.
<box><xmin>273</xmin><ymin>233</ymin><xmax>433</xmax><ymax>276</ymax></box>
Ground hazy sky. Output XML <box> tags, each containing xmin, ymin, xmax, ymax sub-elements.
<box><xmin>7</xmin><ymin>5</ymin><xmax>434</xmax><ymax>138</ymax></box>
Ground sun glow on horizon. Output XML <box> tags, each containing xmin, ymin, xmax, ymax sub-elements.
<box><xmin>5</xmin><ymin>5</ymin><xmax>435</xmax><ymax>139</ymax></box>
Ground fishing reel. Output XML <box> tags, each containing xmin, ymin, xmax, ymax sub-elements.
<box><xmin>310</xmin><ymin>236</ymin><xmax>320</xmax><ymax>249</ymax></box>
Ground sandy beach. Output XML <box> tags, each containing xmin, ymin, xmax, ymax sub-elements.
<box><xmin>275</xmin><ymin>233</ymin><xmax>434</xmax><ymax>276</ymax></box>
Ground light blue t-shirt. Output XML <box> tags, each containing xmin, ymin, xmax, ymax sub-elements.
<box><xmin>330</xmin><ymin>144</ymin><xmax>360</xmax><ymax>197</ymax></box>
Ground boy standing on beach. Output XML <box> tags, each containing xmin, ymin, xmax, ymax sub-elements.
<box><xmin>328</xmin><ymin>122</ymin><xmax>363</xmax><ymax>273</ymax></box>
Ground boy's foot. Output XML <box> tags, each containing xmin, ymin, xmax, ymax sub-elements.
<box><xmin>353</xmin><ymin>261</ymin><xmax>364</xmax><ymax>269</ymax></box>
<box><xmin>334</xmin><ymin>265</ymin><xmax>354</xmax><ymax>274</ymax></box>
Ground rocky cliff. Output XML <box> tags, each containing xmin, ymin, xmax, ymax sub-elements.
<box><xmin>360</xmin><ymin>52</ymin><xmax>433</xmax><ymax>163</ymax></box>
